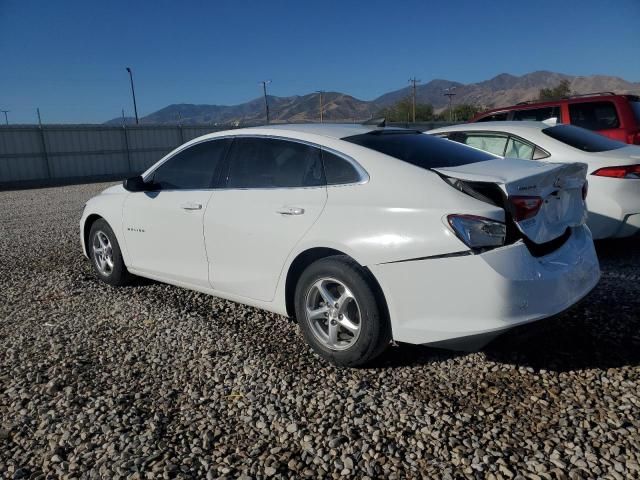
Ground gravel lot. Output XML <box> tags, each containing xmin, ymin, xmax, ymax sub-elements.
<box><xmin>1</xmin><ymin>182</ymin><xmax>639</xmax><ymax>480</ymax></box>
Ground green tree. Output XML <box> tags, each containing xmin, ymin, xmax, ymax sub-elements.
<box><xmin>538</xmin><ymin>79</ymin><xmax>572</xmax><ymax>101</ymax></box>
<box><xmin>437</xmin><ymin>104</ymin><xmax>482</xmax><ymax>122</ymax></box>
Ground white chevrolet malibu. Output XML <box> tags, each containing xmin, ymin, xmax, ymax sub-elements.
<box><xmin>428</xmin><ymin>121</ymin><xmax>640</xmax><ymax>239</ymax></box>
<box><xmin>80</xmin><ymin>124</ymin><xmax>600</xmax><ymax>366</ymax></box>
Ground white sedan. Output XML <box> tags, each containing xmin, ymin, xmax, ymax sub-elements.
<box><xmin>80</xmin><ymin>124</ymin><xmax>600</xmax><ymax>366</ymax></box>
<box><xmin>428</xmin><ymin>121</ymin><xmax>640</xmax><ymax>239</ymax></box>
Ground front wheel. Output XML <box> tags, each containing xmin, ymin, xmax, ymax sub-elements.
<box><xmin>294</xmin><ymin>255</ymin><xmax>391</xmax><ymax>367</ymax></box>
<box><xmin>88</xmin><ymin>219</ymin><xmax>133</xmax><ymax>286</ymax></box>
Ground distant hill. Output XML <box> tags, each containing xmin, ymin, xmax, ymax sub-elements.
<box><xmin>105</xmin><ymin>71</ymin><xmax>640</xmax><ymax>125</ymax></box>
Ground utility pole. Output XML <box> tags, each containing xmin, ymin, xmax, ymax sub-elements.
<box><xmin>37</xmin><ymin>108</ymin><xmax>42</xmax><ymax>126</ymax></box>
<box><xmin>0</xmin><ymin>110</ymin><xmax>9</xmax><ymax>125</ymax></box>
<box><xmin>444</xmin><ymin>87</ymin><xmax>456</xmax><ymax>122</ymax></box>
<box><xmin>408</xmin><ymin>78</ymin><xmax>421</xmax><ymax>123</ymax></box>
<box><xmin>260</xmin><ymin>80</ymin><xmax>271</xmax><ymax>124</ymax></box>
<box><xmin>316</xmin><ymin>90</ymin><xmax>324</xmax><ymax>123</ymax></box>
<box><xmin>126</xmin><ymin>67</ymin><xmax>139</xmax><ymax>125</ymax></box>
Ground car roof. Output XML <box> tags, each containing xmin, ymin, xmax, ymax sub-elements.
<box><xmin>429</xmin><ymin>121</ymin><xmax>548</xmax><ymax>135</ymax></box>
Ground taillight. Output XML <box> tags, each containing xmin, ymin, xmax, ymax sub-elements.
<box><xmin>591</xmin><ymin>165</ymin><xmax>640</xmax><ymax>179</ymax></box>
<box><xmin>510</xmin><ymin>196</ymin><xmax>543</xmax><ymax>221</ymax></box>
<box><xmin>582</xmin><ymin>180</ymin><xmax>588</xmax><ymax>200</ymax></box>
<box><xmin>447</xmin><ymin>215</ymin><xmax>506</xmax><ymax>249</ymax></box>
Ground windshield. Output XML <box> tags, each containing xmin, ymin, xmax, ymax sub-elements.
<box><xmin>342</xmin><ymin>130</ymin><xmax>495</xmax><ymax>169</ymax></box>
<box><xmin>542</xmin><ymin>124</ymin><xmax>626</xmax><ymax>153</ymax></box>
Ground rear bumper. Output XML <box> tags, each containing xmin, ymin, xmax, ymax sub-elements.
<box><xmin>587</xmin><ymin>177</ymin><xmax>640</xmax><ymax>239</ymax></box>
<box><xmin>369</xmin><ymin>225</ymin><xmax>600</xmax><ymax>346</ymax></box>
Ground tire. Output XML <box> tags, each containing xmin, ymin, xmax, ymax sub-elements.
<box><xmin>88</xmin><ymin>219</ymin><xmax>133</xmax><ymax>286</ymax></box>
<box><xmin>294</xmin><ymin>255</ymin><xmax>391</xmax><ymax>367</ymax></box>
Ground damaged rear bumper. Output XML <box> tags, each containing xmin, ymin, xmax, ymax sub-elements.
<box><xmin>369</xmin><ymin>225</ymin><xmax>600</xmax><ymax>348</ymax></box>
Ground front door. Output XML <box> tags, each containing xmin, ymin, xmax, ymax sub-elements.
<box><xmin>122</xmin><ymin>138</ymin><xmax>231</xmax><ymax>288</ymax></box>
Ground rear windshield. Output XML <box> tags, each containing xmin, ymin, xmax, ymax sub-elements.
<box><xmin>342</xmin><ymin>130</ymin><xmax>495</xmax><ymax>169</ymax></box>
<box><xmin>542</xmin><ymin>124</ymin><xmax>626</xmax><ymax>152</ymax></box>
<box><xmin>630</xmin><ymin>101</ymin><xmax>640</xmax><ymax>124</ymax></box>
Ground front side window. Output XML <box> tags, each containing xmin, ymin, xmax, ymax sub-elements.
<box><xmin>225</xmin><ymin>137</ymin><xmax>323</xmax><ymax>188</ymax></box>
<box><xmin>476</xmin><ymin>112</ymin><xmax>508</xmax><ymax>122</ymax></box>
<box><xmin>542</xmin><ymin>124</ymin><xmax>626</xmax><ymax>152</ymax></box>
<box><xmin>461</xmin><ymin>133</ymin><xmax>508</xmax><ymax>156</ymax></box>
<box><xmin>513</xmin><ymin>106</ymin><xmax>562</xmax><ymax>122</ymax></box>
<box><xmin>569</xmin><ymin>101</ymin><xmax>620</xmax><ymax>130</ymax></box>
<box><xmin>152</xmin><ymin>139</ymin><xmax>231</xmax><ymax>190</ymax></box>
<box><xmin>342</xmin><ymin>130</ymin><xmax>495</xmax><ymax>169</ymax></box>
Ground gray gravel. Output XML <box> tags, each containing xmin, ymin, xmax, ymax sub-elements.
<box><xmin>1</xmin><ymin>182</ymin><xmax>639</xmax><ymax>479</ymax></box>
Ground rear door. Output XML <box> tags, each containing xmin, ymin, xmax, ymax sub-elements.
<box><xmin>204</xmin><ymin>137</ymin><xmax>327</xmax><ymax>301</ymax></box>
<box><xmin>122</xmin><ymin>138</ymin><xmax>231</xmax><ymax>287</ymax></box>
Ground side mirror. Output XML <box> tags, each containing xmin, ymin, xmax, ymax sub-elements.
<box><xmin>123</xmin><ymin>175</ymin><xmax>154</xmax><ymax>192</ymax></box>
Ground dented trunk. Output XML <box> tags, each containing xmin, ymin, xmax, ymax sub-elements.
<box><xmin>434</xmin><ymin>158</ymin><xmax>588</xmax><ymax>244</ymax></box>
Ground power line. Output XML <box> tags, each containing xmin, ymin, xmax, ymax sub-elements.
<box><xmin>259</xmin><ymin>80</ymin><xmax>272</xmax><ymax>124</ymax></box>
<box><xmin>444</xmin><ymin>87</ymin><xmax>457</xmax><ymax>122</ymax></box>
<box><xmin>408</xmin><ymin>78</ymin><xmax>421</xmax><ymax>123</ymax></box>
<box><xmin>316</xmin><ymin>90</ymin><xmax>325</xmax><ymax>123</ymax></box>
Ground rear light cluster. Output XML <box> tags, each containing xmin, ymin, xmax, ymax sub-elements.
<box><xmin>447</xmin><ymin>214</ymin><xmax>506</xmax><ymax>249</ymax></box>
<box><xmin>509</xmin><ymin>196</ymin><xmax>543</xmax><ymax>221</ymax></box>
<box><xmin>591</xmin><ymin>165</ymin><xmax>640</xmax><ymax>179</ymax></box>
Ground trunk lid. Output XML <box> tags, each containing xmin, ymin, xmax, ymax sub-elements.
<box><xmin>434</xmin><ymin>158</ymin><xmax>588</xmax><ymax>244</ymax></box>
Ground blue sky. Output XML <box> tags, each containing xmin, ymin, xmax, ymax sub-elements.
<box><xmin>1</xmin><ymin>0</ymin><xmax>638</xmax><ymax>124</ymax></box>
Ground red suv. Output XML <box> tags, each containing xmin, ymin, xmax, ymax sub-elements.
<box><xmin>471</xmin><ymin>93</ymin><xmax>640</xmax><ymax>145</ymax></box>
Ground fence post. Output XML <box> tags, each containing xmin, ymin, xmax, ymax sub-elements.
<box><xmin>39</xmin><ymin>125</ymin><xmax>52</xmax><ymax>179</ymax></box>
<box><xmin>123</xmin><ymin>125</ymin><xmax>132</xmax><ymax>174</ymax></box>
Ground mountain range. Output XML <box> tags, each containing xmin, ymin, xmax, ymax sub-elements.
<box><xmin>106</xmin><ymin>71</ymin><xmax>640</xmax><ymax>125</ymax></box>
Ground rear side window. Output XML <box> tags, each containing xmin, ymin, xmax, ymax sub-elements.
<box><xmin>513</xmin><ymin>106</ymin><xmax>561</xmax><ymax>122</ymax></box>
<box><xmin>342</xmin><ymin>130</ymin><xmax>495</xmax><ymax>169</ymax></box>
<box><xmin>152</xmin><ymin>139</ymin><xmax>231</xmax><ymax>190</ymax></box>
<box><xmin>477</xmin><ymin>112</ymin><xmax>508</xmax><ymax>122</ymax></box>
<box><xmin>542</xmin><ymin>124</ymin><xmax>626</xmax><ymax>152</ymax></box>
<box><xmin>569</xmin><ymin>101</ymin><xmax>620</xmax><ymax>130</ymax></box>
<box><xmin>322</xmin><ymin>150</ymin><xmax>362</xmax><ymax>185</ymax></box>
<box><xmin>505</xmin><ymin>137</ymin><xmax>534</xmax><ymax>160</ymax></box>
<box><xmin>225</xmin><ymin>137</ymin><xmax>323</xmax><ymax>189</ymax></box>
<box><xmin>629</xmin><ymin>101</ymin><xmax>640</xmax><ymax>124</ymax></box>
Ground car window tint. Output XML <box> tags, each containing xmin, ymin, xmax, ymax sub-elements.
<box><xmin>463</xmin><ymin>134</ymin><xmax>508</xmax><ymax>156</ymax></box>
<box><xmin>505</xmin><ymin>137</ymin><xmax>534</xmax><ymax>160</ymax></box>
<box><xmin>630</xmin><ymin>101</ymin><xmax>640</xmax><ymax>123</ymax></box>
<box><xmin>513</xmin><ymin>106</ymin><xmax>561</xmax><ymax>122</ymax></box>
<box><xmin>342</xmin><ymin>130</ymin><xmax>495</xmax><ymax>169</ymax></box>
<box><xmin>322</xmin><ymin>150</ymin><xmax>362</xmax><ymax>185</ymax></box>
<box><xmin>476</xmin><ymin>112</ymin><xmax>508</xmax><ymax>122</ymax></box>
<box><xmin>225</xmin><ymin>137</ymin><xmax>323</xmax><ymax>188</ymax></box>
<box><xmin>569</xmin><ymin>101</ymin><xmax>620</xmax><ymax>130</ymax></box>
<box><xmin>542</xmin><ymin>124</ymin><xmax>626</xmax><ymax>152</ymax></box>
<box><xmin>152</xmin><ymin>139</ymin><xmax>230</xmax><ymax>190</ymax></box>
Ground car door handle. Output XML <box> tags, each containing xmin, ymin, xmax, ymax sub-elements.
<box><xmin>276</xmin><ymin>206</ymin><xmax>305</xmax><ymax>215</ymax></box>
<box><xmin>180</xmin><ymin>202</ymin><xmax>202</xmax><ymax>211</ymax></box>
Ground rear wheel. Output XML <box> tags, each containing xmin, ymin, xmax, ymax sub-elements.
<box><xmin>89</xmin><ymin>219</ymin><xmax>133</xmax><ymax>286</ymax></box>
<box><xmin>294</xmin><ymin>255</ymin><xmax>390</xmax><ymax>366</ymax></box>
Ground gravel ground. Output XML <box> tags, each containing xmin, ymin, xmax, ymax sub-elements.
<box><xmin>1</xmin><ymin>182</ymin><xmax>639</xmax><ymax>480</ymax></box>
